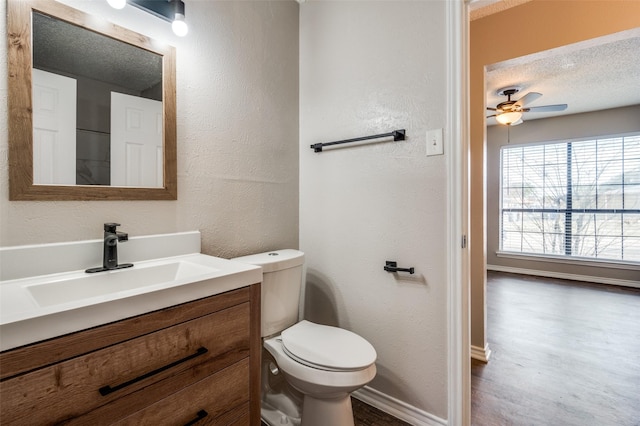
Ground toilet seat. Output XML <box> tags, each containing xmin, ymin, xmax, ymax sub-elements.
<box><xmin>280</xmin><ymin>320</ymin><xmax>377</xmax><ymax>372</ymax></box>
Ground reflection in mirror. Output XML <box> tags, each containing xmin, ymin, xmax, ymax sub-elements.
<box><xmin>32</xmin><ymin>12</ymin><xmax>163</xmax><ymax>187</ymax></box>
<box><xmin>8</xmin><ymin>0</ymin><xmax>177</xmax><ymax>200</ymax></box>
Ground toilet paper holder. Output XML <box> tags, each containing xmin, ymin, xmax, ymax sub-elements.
<box><xmin>384</xmin><ymin>261</ymin><xmax>415</xmax><ymax>274</ymax></box>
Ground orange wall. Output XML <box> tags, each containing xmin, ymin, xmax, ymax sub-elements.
<box><xmin>469</xmin><ymin>0</ymin><xmax>640</xmax><ymax>348</ymax></box>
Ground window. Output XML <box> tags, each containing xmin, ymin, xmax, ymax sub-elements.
<box><xmin>500</xmin><ymin>134</ymin><xmax>640</xmax><ymax>262</ymax></box>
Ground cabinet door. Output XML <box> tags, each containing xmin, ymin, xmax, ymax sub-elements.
<box><xmin>0</xmin><ymin>303</ymin><xmax>250</xmax><ymax>425</ymax></box>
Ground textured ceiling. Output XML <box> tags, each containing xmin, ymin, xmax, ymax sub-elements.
<box><xmin>33</xmin><ymin>11</ymin><xmax>163</xmax><ymax>94</ymax></box>
<box><xmin>484</xmin><ymin>23</ymin><xmax>640</xmax><ymax>126</ymax></box>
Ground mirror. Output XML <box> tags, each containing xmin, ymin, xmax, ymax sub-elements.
<box><xmin>8</xmin><ymin>0</ymin><xmax>177</xmax><ymax>200</ymax></box>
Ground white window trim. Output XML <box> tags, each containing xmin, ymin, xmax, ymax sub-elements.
<box><xmin>496</xmin><ymin>250</ymin><xmax>640</xmax><ymax>271</ymax></box>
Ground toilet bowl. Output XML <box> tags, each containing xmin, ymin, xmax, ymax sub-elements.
<box><xmin>232</xmin><ymin>250</ymin><xmax>377</xmax><ymax>426</ymax></box>
<box><xmin>264</xmin><ymin>321</ymin><xmax>376</xmax><ymax>426</ymax></box>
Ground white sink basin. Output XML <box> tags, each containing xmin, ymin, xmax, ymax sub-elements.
<box><xmin>0</xmin><ymin>247</ymin><xmax>262</xmax><ymax>352</ymax></box>
<box><xmin>26</xmin><ymin>260</ymin><xmax>217</xmax><ymax>307</ymax></box>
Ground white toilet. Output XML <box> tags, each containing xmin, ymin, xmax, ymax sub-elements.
<box><xmin>232</xmin><ymin>249</ymin><xmax>377</xmax><ymax>426</ymax></box>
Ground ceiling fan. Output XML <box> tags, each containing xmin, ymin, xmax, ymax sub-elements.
<box><xmin>487</xmin><ymin>86</ymin><xmax>568</xmax><ymax>126</ymax></box>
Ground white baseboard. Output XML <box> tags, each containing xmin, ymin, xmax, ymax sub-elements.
<box><xmin>470</xmin><ymin>343</ymin><xmax>491</xmax><ymax>362</ymax></box>
<box><xmin>352</xmin><ymin>386</ymin><xmax>447</xmax><ymax>426</ymax></box>
<box><xmin>487</xmin><ymin>264</ymin><xmax>640</xmax><ymax>289</ymax></box>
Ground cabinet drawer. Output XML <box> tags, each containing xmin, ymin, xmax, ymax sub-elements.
<box><xmin>0</xmin><ymin>303</ymin><xmax>250</xmax><ymax>425</ymax></box>
<box><xmin>113</xmin><ymin>359</ymin><xmax>250</xmax><ymax>426</ymax></box>
<box><xmin>0</xmin><ymin>288</ymin><xmax>251</xmax><ymax>380</ymax></box>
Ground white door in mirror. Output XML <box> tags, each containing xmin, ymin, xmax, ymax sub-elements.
<box><xmin>111</xmin><ymin>93</ymin><xmax>163</xmax><ymax>187</ymax></box>
<box><xmin>33</xmin><ymin>69</ymin><xmax>77</xmax><ymax>184</ymax></box>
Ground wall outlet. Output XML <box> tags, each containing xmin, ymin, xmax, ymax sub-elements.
<box><xmin>426</xmin><ymin>128</ymin><xmax>443</xmax><ymax>156</ymax></box>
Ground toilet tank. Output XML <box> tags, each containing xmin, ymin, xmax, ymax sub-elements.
<box><xmin>232</xmin><ymin>249</ymin><xmax>304</xmax><ymax>337</ymax></box>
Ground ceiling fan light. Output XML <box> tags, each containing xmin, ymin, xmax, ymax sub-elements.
<box><xmin>496</xmin><ymin>111</ymin><xmax>522</xmax><ymax>126</ymax></box>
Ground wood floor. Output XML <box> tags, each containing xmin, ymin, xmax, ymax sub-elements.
<box><xmin>352</xmin><ymin>397</ymin><xmax>410</xmax><ymax>426</ymax></box>
<box><xmin>472</xmin><ymin>271</ymin><xmax>640</xmax><ymax>426</ymax></box>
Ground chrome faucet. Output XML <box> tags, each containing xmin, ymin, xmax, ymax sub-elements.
<box><xmin>86</xmin><ymin>223</ymin><xmax>134</xmax><ymax>273</ymax></box>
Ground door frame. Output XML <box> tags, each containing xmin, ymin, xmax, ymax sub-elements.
<box><xmin>446</xmin><ymin>0</ymin><xmax>470</xmax><ymax>424</ymax></box>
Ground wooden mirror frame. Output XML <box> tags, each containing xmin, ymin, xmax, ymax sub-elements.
<box><xmin>8</xmin><ymin>0</ymin><xmax>177</xmax><ymax>200</ymax></box>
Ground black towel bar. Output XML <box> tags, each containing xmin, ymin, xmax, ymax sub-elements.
<box><xmin>311</xmin><ymin>129</ymin><xmax>406</xmax><ymax>152</ymax></box>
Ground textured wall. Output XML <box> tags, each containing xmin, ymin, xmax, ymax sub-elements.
<box><xmin>0</xmin><ymin>0</ymin><xmax>299</xmax><ymax>258</ymax></box>
<box><xmin>486</xmin><ymin>105</ymin><xmax>640</xmax><ymax>283</ymax></box>
<box><xmin>299</xmin><ymin>1</ymin><xmax>448</xmax><ymax>419</ymax></box>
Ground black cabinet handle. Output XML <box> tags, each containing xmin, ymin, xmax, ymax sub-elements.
<box><xmin>99</xmin><ymin>347</ymin><xmax>208</xmax><ymax>396</ymax></box>
<box><xmin>184</xmin><ymin>410</ymin><xmax>208</xmax><ymax>426</ymax></box>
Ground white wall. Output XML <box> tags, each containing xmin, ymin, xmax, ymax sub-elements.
<box><xmin>300</xmin><ymin>1</ymin><xmax>449</xmax><ymax>421</ymax></box>
<box><xmin>0</xmin><ymin>0</ymin><xmax>299</xmax><ymax>258</ymax></box>
<box><xmin>486</xmin><ymin>105</ymin><xmax>640</xmax><ymax>283</ymax></box>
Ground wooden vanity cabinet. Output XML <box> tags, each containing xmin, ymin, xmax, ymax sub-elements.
<box><xmin>0</xmin><ymin>284</ymin><xmax>261</xmax><ymax>425</ymax></box>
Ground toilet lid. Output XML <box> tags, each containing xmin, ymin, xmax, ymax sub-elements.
<box><xmin>280</xmin><ymin>321</ymin><xmax>377</xmax><ymax>371</ymax></box>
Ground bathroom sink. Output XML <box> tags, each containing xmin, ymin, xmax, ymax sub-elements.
<box><xmin>26</xmin><ymin>260</ymin><xmax>217</xmax><ymax>307</ymax></box>
<box><xmin>0</xmin><ymin>237</ymin><xmax>262</xmax><ymax>352</ymax></box>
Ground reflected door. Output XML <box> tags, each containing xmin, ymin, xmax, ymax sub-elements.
<box><xmin>110</xmin><ymin>92</ymin><xmax>163</xmax><ymax>187</ymax></box>
<box><xmin>32</xmin><ymin>69</ymin><xmax>76</xmax><ymax>185</ymax></box>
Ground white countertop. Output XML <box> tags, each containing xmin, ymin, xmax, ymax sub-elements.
<box><xmin>0</xmin><ymin>232</ymin><xmax>261</xmax><ymax>351</ymax></box>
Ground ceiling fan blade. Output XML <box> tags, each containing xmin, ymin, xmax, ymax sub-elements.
<box><xmin>513</xmin><ymin>92</ymin><xmax>542</xmax><ymax>109</ymax></box>
<box><xmin>487</xmin><ymin>107</ymin><xmax>497</xmax><ymax>111</ymax></box>
<box><xmin>524</xmin><ymin>104</ymin><xmax>568</xmax><ymax>113</ymax></box>
<box><xmin>486</xmin><ymin>114</ymin><xmax>496</xmax><ymax>118</ymax></box>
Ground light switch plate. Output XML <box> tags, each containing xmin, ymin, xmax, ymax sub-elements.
<box><xmin>426</xmin><ymin>128</ymin><xmax>443</xmax><ymax>156</ymax></box>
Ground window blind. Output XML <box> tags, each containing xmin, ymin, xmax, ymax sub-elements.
<box><xmin>500</xmin><ymin>134</ymin><xmax>640</xmax><ymax>262</ymax></box>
